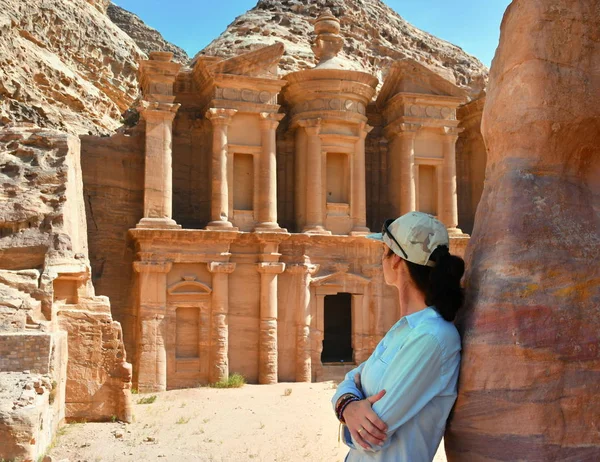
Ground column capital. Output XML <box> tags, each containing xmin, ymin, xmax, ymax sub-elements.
<box><xmin>441</xmin><ymin>126</ymin><xmax>464</xmax><ymax>139</ymax></box>
<box><xmin>358</xmin><ymin>122</ymin><xmax>374</xmax><ymax>139</ymax></box>
<box><xmin>298</xmin><ymin>118</ymin><xmax>322</xmax><ymax>135</ymax></box>
<box><xmin>206</xmin><ymin>108</ymin><xmax>238</xmax><ymax>126</ymax></box>
<box><xmin>133</xmin><ymin>261</ymin><xmax>173</xmax><ymax>274</ymax></box>
<box><xmin>257</xmin><ymin>262</ymin><xmax>286</xmax><ymax>274</ymax></box>
<box><xmin>207</xmin><ymin>262</ymin><xmax>236</xmax><ymax>274</ymax></box>
<box><xmin>138</xmin><ymin>101</ymin><xmax>181</xmax><ymax>122</ymax></box>
<box><xmin>285</xmin><ymin>263</ymin><xmax>320</xmax><ymax>275</ymax></box>
<box><xmin>259</xmin><ymin>112</ymin><xmax>285</xmax><ymax>130</ymax></box>
<box><xmin>385</xmin><ymin>122</ymin><xmax>421</xmax><ymax>139</ymax></box>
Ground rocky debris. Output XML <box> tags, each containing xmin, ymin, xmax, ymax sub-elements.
<box><xmin>107</xmin><ymin>4</ymin><xmax>189</xmax><ymax>65</ymax></box>
<box><xmin>0</xmin><ymin>0</ymin><xmax>145</xmax><ymax>135</ymax></box>
<box><xmin>445</xmin><ymin>0</ymin><xmax>600</xmax><ymax>460</ymax></box>
<box><xmin>198</xmin><ymin>0</ymin><xmax>488</xmax><ymax>97</ymax></box>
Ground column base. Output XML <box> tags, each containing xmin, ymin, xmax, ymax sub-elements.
<box><xmin>350</xmin><ymin>226</ymin><xmax>370</xmax><ymax>236</ymax></box>
<box><xmin>254</xmin><ymin>222</ymin><xmax>287</xmax><ymax>233</ymax></box>
<box><xmin>302</xmin><ymin>225</ymin><xmax>332</xmax><ymax>235</ymax></box>
<box><xmin>206</xmin><ymin>220</ymin><xmax>238</xmax><ymax>231</ymax></box>
<box><xmin>447</xmin><ymin>226</ymin><xmax>467</xmax><ymax>237</ymax></box>
<box><xmin>136</xmin><ymin>218</ymin><xmax>181</xmax><ymax>229</ymax></box>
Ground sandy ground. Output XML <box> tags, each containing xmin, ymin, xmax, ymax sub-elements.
<box><xmin>47</xmin><ymin>382</ymin><xmax>447</xmax><ymax>462</ymax></box>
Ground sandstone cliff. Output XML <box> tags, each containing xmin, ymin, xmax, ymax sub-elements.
<box><xmin>445</xmin><ymin>0</ymin><xmax>600</xmax><ymax>459</ymax></box>
<box><xmin>0</xmin><ymin>0</ymin><xmax>184</xmax><ymax>136</ymax></box>
<box><xmin>199</xmin><ymin>0</ymin><xmax>488</xmax><ymax>97</ymax></box>
<box><xmin>107</xmin><ymin>4</ymin><xmax>188</xmax><ymax>65</ymax></box>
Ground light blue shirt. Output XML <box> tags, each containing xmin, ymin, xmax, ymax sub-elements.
<box><xmin>332</xmin><ymin>306</ymin><xmax>461</xmax><ymax>462</ymax></box>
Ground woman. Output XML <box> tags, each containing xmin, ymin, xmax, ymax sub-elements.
<box><xmin>332</xmin><ymin>211</ymin><xmax>465</xmax><ymax>462</ymax></box>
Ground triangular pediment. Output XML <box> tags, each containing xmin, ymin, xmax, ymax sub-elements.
<box><xmin>205</xmin><ymin>43</ymin><xmax>285</xmax><ymax>79</ymax></box>
<box><xmin>376</xmin><ymin>59</ymin><xmax>466</xmax><ymax>108</ymax></box>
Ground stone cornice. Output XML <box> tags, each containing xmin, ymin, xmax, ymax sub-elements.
<box><xmin>207</xmin><ymin>262</ymin><xmax>236</xmax><ymax>274</ymax></box>
<box><xmin>257</xmin><ymin>262</ymin><xmax>286</xmax><ymax>274</ymax></box>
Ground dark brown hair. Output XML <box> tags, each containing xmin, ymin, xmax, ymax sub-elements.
<box><xmin>385</xmin><ymin>246</ymin><xmax>465</xmax><ymax>322</ymax></box>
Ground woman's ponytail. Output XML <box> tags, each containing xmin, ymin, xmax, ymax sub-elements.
<box><xmin>406</xmin><ymin>245</ymin><xmax>465</xmax><ymax>322</ymax></box>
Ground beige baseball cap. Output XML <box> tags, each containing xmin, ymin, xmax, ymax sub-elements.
<box><xmin>367</xmin><ymin>211</ymin><xmax>449</xmax><ymax>267</ymax></box>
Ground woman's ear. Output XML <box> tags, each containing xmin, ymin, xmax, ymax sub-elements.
<box><xmin>392</xmin><ymin>254</ymin><xmax>402</xmax><ymax>270</ymax></box>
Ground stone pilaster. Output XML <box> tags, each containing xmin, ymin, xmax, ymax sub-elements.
<box><xmin>136</xmin><ymin>102</ymin><xmax>181</xmax><ymax>229</ymax></box>
<box><xmin>442</xmin><ymin>126</ymin><xmax>463</xmax><ymax>234</ymax></box>
<box><xmin>133</xmin><ymin>261</ymin><xmax>172</xmax><ymax>392</ymax></box>
<box><xmin>256</xmin><ymin>112</ymin><xmax>285</xmax><ymax>231</ymax></box>
<box><xmin>206</xmin><ymin>108</ymin><xmax>238</xmax><ymax>230</ymax></box>
<box><xmin>257</xmin><ymin>262</ymin><xmax>286</xmax><ymax>384</ymax></box>
<box><xmin>287</xmin><ymin>263</ymin><xmax>319</xmax><ymax>382</ymax></box>
<box><xmin>388</xmin><ymin>123</ymin><xmax>420</xmax><ymax>218</ymax></box>
<box><xmin>299</xmin><ymin>118</ymin><xmax>330</xmax><ymax>234</ymax></box>
<box><xmin>351</xmin><ymin>123</ymin><xmax>373</xmax><ymax>235</ymax></box>
<box><xmin>207</xmin><ymin>261</ymin><xmax>236</xmax><ymax>383</ymax></box>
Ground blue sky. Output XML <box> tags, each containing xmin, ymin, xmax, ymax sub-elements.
<box><xmin>112</xmin><ymin>0</ymin><xmax>511</xmax><ymax>67</ymax></box>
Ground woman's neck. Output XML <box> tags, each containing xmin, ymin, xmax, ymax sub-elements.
<box><xmin>397</xmin><ymin>283</ymin><xmax>428</xmax><ymax>317</ymax></box>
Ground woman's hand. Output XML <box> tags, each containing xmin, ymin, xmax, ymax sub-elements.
<box><xmin>343</xmin><ymin>373</ymin><xmax>388</xmax><ymax>450</ymax></box>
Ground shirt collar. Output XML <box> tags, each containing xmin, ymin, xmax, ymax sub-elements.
<box><xmin>405</xmin><ymin>306</ymin><xmax>440</xmax><ymax>329</ymax></box>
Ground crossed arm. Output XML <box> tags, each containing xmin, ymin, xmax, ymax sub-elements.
<box><xmin>332</xmin><ymin>333</ymin><xmax>444</xmax><ymax>452</ymax></box>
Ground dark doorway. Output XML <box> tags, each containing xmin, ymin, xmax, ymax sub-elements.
<box><xmin>321</xmin><ymin>292</ymin><xmax>353</xmax><ymax>363</ymax></box>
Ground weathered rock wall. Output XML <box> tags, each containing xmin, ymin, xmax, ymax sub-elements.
<box><xmin>80</xmin><ymin>128</ymin><xmax>145</xmax><ymax>358</ymax></box>
<box><xmin>0</xmin><ymin>332</ymin><xmax>68</xmax><ymax>462</ymax></box>
<box><xmin>0</xmin><ymin>0</ymin><xmax>145</xmax><ymax>135</ymax></box>
<box><xmin>456</xmin><ymin>95</ymin><xmax>486</xmax><ymax>235</ymax></box>
<box><xmin>445</xmin><ymin>1</ymin><xmax>600</xmax><ymax>460</ymax></box>
<box><xmin>0</xmin><ymin>125</ymin><xmax>133</xmax><ymax>460</ymax></box>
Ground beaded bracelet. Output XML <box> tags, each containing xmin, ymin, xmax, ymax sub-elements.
<box><xmin>335</xmin><ymin>393</ymin><xmax>360</xmax><ymax>424</ymax></box>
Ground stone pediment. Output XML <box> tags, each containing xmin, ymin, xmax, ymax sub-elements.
<box><xmin>167</xmin><ymin>276</ymin><xmax>212</xmax><ymax>295</ymax></box>
<box><xmin>311</xmin><ymin>271</ymin><xmax>370</xmax><ymax>287</ymax></box>
<box><xmin>376</xmin><ymin>59</ymin><xmax>467</xmax><ymax>109</ymax></box>
<box><xmin>205</xmin><ymin>43</ymin><xmax>285</xmax><ymax>79</ymax></box>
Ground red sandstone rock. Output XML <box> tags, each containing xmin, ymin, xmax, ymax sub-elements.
<box><xmin>445</xmin><ymin>1</ymin><xmax>600</xmax><ymax>460</ymax></box>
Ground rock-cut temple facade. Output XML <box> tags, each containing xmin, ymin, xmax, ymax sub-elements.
<box><xmin>82</xmin><ymin>9</ymin><xmax>487</xmax><ymax>392</ymax></box>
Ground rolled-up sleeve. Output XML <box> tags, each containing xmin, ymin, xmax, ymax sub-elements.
<box><xmin>331</xmin><ymin>361</ymin><xmax>366</xmax><ymax>411</ymax></box>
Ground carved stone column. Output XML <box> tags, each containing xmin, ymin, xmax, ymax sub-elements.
<box><xmin>207</xmin><ymin>261</ymin><xmax>236</xmax><ymax>383</ymax></box>
<box><xmin>388</xmin><ymin>124</ymin><xmax>419</xmax><ymax>218</ymax></box>
<box><xmin>133</xmin><ymin>261</ymin><xmax>172</xmax><ymax>392</ymax></box>
<box><xmin>300</xmin><ymin>118</ymin><xmax>329</xmax><ymax>234</ymax></box>
<box><xmin>442</xmin><ymin>127</ymin><xmax>462</xmax><ymax>234</ymax></box>
<box><xmin>206</xmin><ymin>108</ymin><xmax>238</xmax><ymax>230</ymax></box>
<box><xmin>351</xmin><ymin>123</ymin><xmax>373</xmax><ymax>234</ymax></box>
<box><xmin>287</xmin><ymin>263</ymin><xmax>319</xmax><ymax>382</ymax></box>
<box><xmin>137</xmin><ymin>102</ymin><xmax>181</xmax><ymax>229</ymax></box>
<box><xmin>295</xmin><ymin>127</ymin><xmax>308</xmax><ymax>231</ymax></box>
<box><xmin>257</xmin><ymin>262</ymin><xmax>286</xmax><ymax>384</ymax></box>
<box><xmin>256</xmin><ymin>112</ymin><xmax>285</xmax><ymax>231</ymax></box>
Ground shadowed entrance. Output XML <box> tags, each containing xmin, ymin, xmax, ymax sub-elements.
<box><xmin>321</xmin><ymin>292</ymin><xmax>353</xmax><ymax>363</ymax></box>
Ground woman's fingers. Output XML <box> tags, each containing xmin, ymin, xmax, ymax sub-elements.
<box><xmin>350</xmin><ymin>427</ymin><xmax>371</xmax><ymax>450</ymax></box>
<box><xmin>365</xmin><ymin>390</ymin><xmax>388</xmax><ymax>433</ymax></box>
<box><xmin>360</xmin><ymin>419</ymin><xmax>387</xmax><ymax>444</ymax></box>
<box><xmin>367</xmin><ymin>389</ymin><xmax>386</xmax><ymax>404</ymax></box>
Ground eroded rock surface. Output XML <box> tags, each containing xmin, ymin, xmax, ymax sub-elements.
<box><xmin>199</xmin><ymin>0</ymin><xmax>488</xmax><ymax>97</ymax></box>
<box><xmin>445</xmin><ymin>1</ymin><xmax>600</xmax><ymax>460</ymax></box>
<box><xmin>0</xmin><ymin>0</ymin><xmax>144</xmax><ymax>135</ymax></box>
